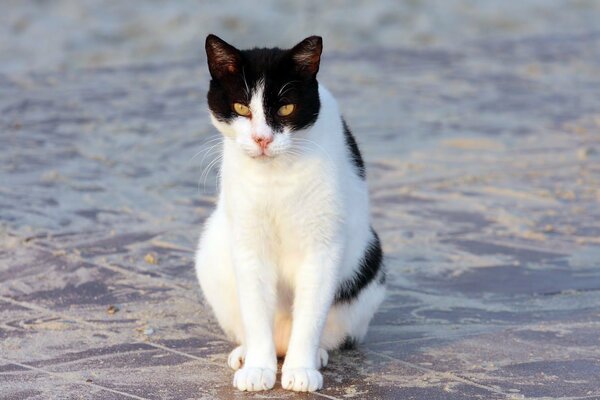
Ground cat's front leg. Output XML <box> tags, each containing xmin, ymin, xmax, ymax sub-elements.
<box><xmin>282</xmin><ymin>243</ymin><xmax>342</xmax><ymax>392</ymax></box>
<box><xmin>231</xmin><ymin>237</ymin><xmax>277</xmax><ymax>391</ymax></box>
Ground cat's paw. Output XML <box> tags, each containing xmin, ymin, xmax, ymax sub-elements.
<box><xmin>281</xmin><ymin>368</ymin><xmax>323</xmax><ymax>392</ymax></box>
<box><xmin>233</xmin><ymin>367</ymin><xmax>276</xmax><ymax>391</ymax></box>
<box><xmin>227</xmin><ymin>346</ymin><xmax>245</xmax><ymax>370</ymax></box>
<box><xmin>317</xmin><ymin>348</ymin><xmax>328</xmax><ymax>368</ymax></box>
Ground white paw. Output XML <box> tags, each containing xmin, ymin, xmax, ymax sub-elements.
<box><xmin>227</xmin><ymin>346</ymin><xmax>245</xmax><ymax>370</ymax></box>
<box><xmin>281</xmin><ymin>368</ymin><xmax>323</xmax><ymax>392</ymax></box>
<box><xmin>233</xmin><ymin>367</ymin><xmax>275</xmax><ymax>391</ymax></box>
<box><xmin>317</xmin><ymin>348</ymin><xmax>328</xmax><ymax>368</ymax></box>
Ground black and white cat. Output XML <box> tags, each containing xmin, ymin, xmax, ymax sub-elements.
<box><xmin>195</xmin><ymin>34</ymin><xmax>385</xmax><ymax>392</ymax></box>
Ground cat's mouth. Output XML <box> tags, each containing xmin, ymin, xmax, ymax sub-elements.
<box><xmin>248</xmin><ymin>146</ymin><xmax>279</xmax><ymax>159</ymax></box>
<box><xmin>250</xmin><ymin>152</ymin><xmax>274</xmax><ymax>160</ymax></box>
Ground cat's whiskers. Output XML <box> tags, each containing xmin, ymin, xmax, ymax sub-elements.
<box><xmin>196</xmin><ymin>135</ymin><xmax>223</xmax><ymax>148</ymax></box>
<box><xmin>201</xmin><ymin>153</ymin><xmax>224</xmax><ymax>193</ymax></box>
<box><xmin>242</xmin><ymin>67</ymin><xmax>251</xmax><ymax>101</ymax></box>
<box><xmin>215</xmin><ymin>157</ymin><xmax>225</xmax><ymax>194</ymax></box>
<box><xmin>278</xmin><ymin>80</ymin><xmax>300</xmax><ymax>97</ymax></box>
<box><xmin>198</xmin><ymin>152</ymin><xmax>223</xmax><ymax>194</ymax></box>
<box><xmin>198</xmin><ymin>142</ymin><xmax>223</xmax><ymax>173</ymax></box>
<box><xmin>189</xmin><ymin>136</ymin><xmax>223</xmax><ymax>162</ymax></box>
<box><xmin>292</xmin><ymin>137</ymin><xmax>336</xmax><ymax>166</ymax></box>
<box><xmin>211</xmin><ymin>137</ymin><xmax>234</xmax><ymax>193</ymax></box>
<box><xmin>281</xmin><ymin>149</ymin><xmax>304</xmax><ymax>160</ymax></box>
<box><xmin>189</xmin><ymin>144</ymin><xmax>221</xmax><ymax>164</ymax></box>
<box><xmin>196</xmin><ymin>139</ymin><xmax>227</xmax><ymax>194</ymax></box>
<box><xmin>192</xmin><ymin>142</ymin><xmax>224</xmax><ymax>194</ymax></box>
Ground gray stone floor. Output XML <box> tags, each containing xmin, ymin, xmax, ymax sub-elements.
<box><xmin>2</xmin><ymin>2</ymin><xmax>600</xmax><ymax>399</ymax></box>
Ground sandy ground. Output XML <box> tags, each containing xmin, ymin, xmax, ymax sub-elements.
<box><xmin>2</xmin><ymin>0</ymin><xmax>600</xmax><ymax>73</ymax></box>
<box><xmin>1</xmin><ymin>1</ymin><xmax>600</xmax><ymax>399</ymax></box>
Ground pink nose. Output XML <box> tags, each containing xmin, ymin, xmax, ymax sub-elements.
<box><xmin>253</xmin><ymin>135</ymin><xmax>273</xmax><ymax>150</ymax></box>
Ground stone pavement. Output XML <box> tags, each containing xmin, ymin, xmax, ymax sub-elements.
<box><xmin>2</xmin><ymin>7</ymin><xmax>600</xmax><ymax>400</ymax></box>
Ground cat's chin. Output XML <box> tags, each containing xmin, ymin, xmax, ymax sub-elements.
<box><xmin>249</xmin><ymin>153</ymin><xmax>275</xmax><ymax>161</ymax></box>
<box><xmin>238</xmin><ymin>147</ymin><xmax>277</xmax><ymax>160</ymax></box>
<box><xmin>246</xmin><ymin>149</ymin><xmax>285</xmax><ymax>160</ymax></box>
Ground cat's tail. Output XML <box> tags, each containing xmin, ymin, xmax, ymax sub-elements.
<box><xmin>274</xmin><ymin>313</ymin><xmax>292</xmax><ymax>357</ymax></box>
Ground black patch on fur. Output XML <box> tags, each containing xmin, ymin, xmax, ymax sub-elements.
<box><xmin>334</xmin><ymin>228</ymin><xmax>384</xmax><ymax>304</ymax></box>
<box><xmin>339</xmin><ymin>336</ymin><xmax>357</xmax><ymax>350</ymax></box>
<box><xmin>342</xmin><ymin>118</ymin><xmax>366</xmax><ymax>179</ymax></box>
<box><xmin>205</xmin><ymin>35</ymin><xmax>322</xmax><ymax>132</ymax></box>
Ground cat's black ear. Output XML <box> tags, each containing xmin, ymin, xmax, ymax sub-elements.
<box><xmin>205</xmin><ymin>34</ymin><xmax>242</xmax><ymax>79</ymax></box>
<box><xmin>289</xmin><ymin>36</ymin><xmax>322</xmax><ymax>78</ymax></box>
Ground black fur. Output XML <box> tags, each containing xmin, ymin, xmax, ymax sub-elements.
<box><xmin>205</xmin><ymin>35</ymin><xmax>322</xmax><ymax>132</ymax></box>
<box><xmin>333</xmin><ymin>228</ymin><xmax>384</xmax><ymax>304</ymax></box>
<box><xmin>339</xmin><ymin>336</ymin><xmax>357</xmax><ymax>350</ymax></box>
<box><xmin>342</xmin><ymin>118</ymin><xmax>366</xmax><ymax>179</ymax></box>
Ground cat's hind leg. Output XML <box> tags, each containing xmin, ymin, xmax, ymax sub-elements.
<box><xmin>195</xmin><ymin>209</ymin><xmax>244</xmax><ymax>344</ymax></box>
<box><xmin>321</xmin><ymin>277</ymin><xmax>386</xmax><ymax>350</ymax></box>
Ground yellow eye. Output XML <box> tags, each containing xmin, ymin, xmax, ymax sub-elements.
<box><xmin>277</xmin><ymin>104</ymin><xmax>295</xmax><ymax>116</ymax></box>
<box><xmin>233</xmin><ymin>103</ymin><xmax>251</xmax><ymax>116</ymax></box>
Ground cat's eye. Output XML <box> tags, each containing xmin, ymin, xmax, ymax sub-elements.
<box><xmin>277</xmin><ymin>104</ymin><xmax>295</xmax><ymax>116</ymax></box>
<box><xmin>233</xmin><ymin>103</ymin><xmax>251</xmax><ymax>117</ymax></box>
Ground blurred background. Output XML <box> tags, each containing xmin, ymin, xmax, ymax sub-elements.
<box><xmin>2</xmin><ymin>0</ymin><xmax>600</xmax><ymax>74</ymax></box>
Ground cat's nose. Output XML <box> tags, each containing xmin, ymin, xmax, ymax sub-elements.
<box><xmin>253</xmin><ymin>135</ymin><xmax>273</xmax><ymax>150</ymax></box>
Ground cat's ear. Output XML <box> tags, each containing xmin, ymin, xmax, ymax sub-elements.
<box><xmin>289</xmin><ymin>36</ymin><xmax>322</xmax><ymax>78</ymax></box>
<box><xmin>205</xmin><ymin>34</ymin><xmax>242</xmax><ymax>79</ymax></box>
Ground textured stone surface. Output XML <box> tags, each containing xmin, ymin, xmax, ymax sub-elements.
<box><xmin>2</xmin><ymin>2</ymin><xmax>600</xmax><ymax>399</ymax></box>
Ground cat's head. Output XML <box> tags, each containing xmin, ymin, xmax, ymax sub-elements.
<box><xmin>205</xmin><ymin>34</ymin><xmax>322</xmax><ymax>159</ymax></box>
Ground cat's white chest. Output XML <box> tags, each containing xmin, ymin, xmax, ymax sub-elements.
<box><xmin>223</xmin><ymin>156</ymin><xmax>340</xmax><ymax>279</ymax></box>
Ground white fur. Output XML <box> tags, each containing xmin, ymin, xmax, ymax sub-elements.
<box><xmin>195</xmin><ymin>83</ymin><xmax>385</xmax><ymax>392</ymax></box>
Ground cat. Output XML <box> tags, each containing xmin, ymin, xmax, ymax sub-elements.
<box><xmin>195</xmin><ymin>34</ymin><xmax>385</xmax><ymax>392</ymax></box>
